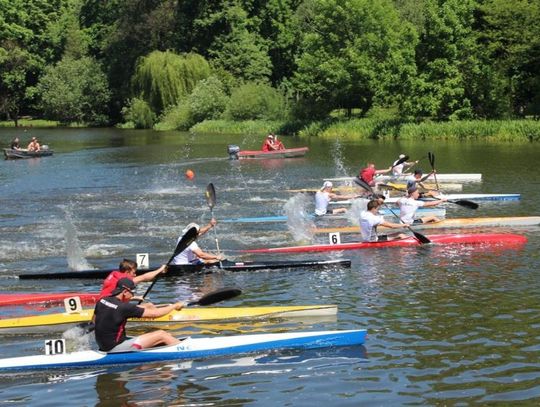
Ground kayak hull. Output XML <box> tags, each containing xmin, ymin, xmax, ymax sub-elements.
<box><xmin>3</xmin><ymin>148</ymin><xmax>54</xmax><ymax>159</ymax></box>
<box><xmin>325</xmin><ymin>173</ymin><xmax>482</xmax><ymax>182</ymax></box>
<box><xmin>314</xmin><ymin>216</ymin><xmax>540</xmax><ymax>234</ymax></box>
<box><xmin>0</xmin><ymin>293</ymin><xmax>99</xmax><ymax>307</ymax></box>
<box><xmin>331</xmin><ymin>193</ymin><xmax>521</xmax><ymax>205</ymax></box>
<box><xmin>242</xmin><ymin>233</ymin><xmax>528</xmax><ymax>254</ymax></box>
<box><xmin>18</xmin><ymin>258</ymin><xmax>351</xmax><ymax>280</ymax></box>
<box><xmin>0</xmin><ymin>329</ymin><xmax>366</xmax><ymax>370</ymax></box>
<box><xmin>0</xmin><ymin>305</ymin><xmax>338</xmax><ymax>333</ymax></box>
<box><xmin>235</xmin><ymin>147</ymin><xmax>309</xmax><ymax>159</ymax></box>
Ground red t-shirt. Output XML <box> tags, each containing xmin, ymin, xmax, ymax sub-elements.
<box><xmin>360</xmin><ymin>167</ymin><xmax>376</xmax><ymax>185</ymax></box>
<box><xmin>262</xmin><ymin>140</ymin><xmax>273</xmax><ymax>151</ymax></box>
<box><xmin>100</xmin><ymin>271</ymin><xmax>134</xmax><ymax>298</ymax></box>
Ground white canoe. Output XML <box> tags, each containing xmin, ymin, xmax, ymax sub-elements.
<box><xmin>330</xmin><ymin>193</ymin><xmax>521</xmax><ymax>205</ymax></box>
<box><xmin>325</xmin><ymin>173</ymin><xmax>482</xmax><ymax>182</ymax></box>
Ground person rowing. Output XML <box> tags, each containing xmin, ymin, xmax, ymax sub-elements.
<box><xmin>396</xmin><ymin>186</ymin><xmax>446</xmax><ymax>225</ymax></box>
<box><xmin>27</xmin><ymin>137</ymin><xmax>40</xmax><ymax>152</ymax></box>
<box><xmin>356</xmin><ymin>162</ymin><xmax>392</xmax><ymax>191</ymax></box>
<box><xmin>99</xmin><ymin>259</ymin><xmax>167</xmax><ymax>298</ymax></box>
<box><xmin>94</xmin><ymin>277</ymin><xmax>184</xmax><ymax>352</ymax></box>
<box><xmin>315</xmin><ymin>181</ymin><xmax>360</xmax><ymax>216</ymax></box>
<box><xmin>406</xmin><ymin>169</ymin><xmax>439</xmax><ymax>198</ymax></box>
<box><xmin>170</xmin><ymin>220</ymin><xmax>225</xmax><ymax>265</ymax></box>
<box><xmin>359</xmin><ymin>199</ymin><xmax>408</xmax><ymax>242</ymax></box>
<box><xmin>392</xmin><ymin>154</ymin><xmax>418</xmax><ymax>176</ymax></box>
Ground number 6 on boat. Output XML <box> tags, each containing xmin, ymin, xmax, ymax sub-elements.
<box><xmin>329</xmin><ymin>232</ymin><xmax>341</xmax><ymax>245</ymax></box>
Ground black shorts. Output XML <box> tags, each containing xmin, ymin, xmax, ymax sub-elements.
<box><xmin>377</xmin><ymin>235</ymin><xmax>389</xmax><ymax>242</ymax></box>
<box><xmin>412</xmin><ymin>219</ymin><xmax>423</xmax><ymax>225</ymax></box>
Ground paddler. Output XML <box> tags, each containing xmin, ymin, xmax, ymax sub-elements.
<box><xmin>406</xmin><ymin>169</ymin><xmax>439</xmax><ymax>198</ymax></box>
<box><xmin>99</xmin><ymin>259</ymin><xmax>167</xmax><ymax>298</ymax></box>
<box><xmin>356</xmin><ymin>162</ymin><xmax>392</xmax><ymax>191</ymax></box>
<box><xmin>315</xmin><ymin>181</ymin><xmax>359</xmax><ymax>216</ymax></box>
<box><xmin>170</xmin><ymin>220</ymin><xmax>225</xmax><ymax>264</ymax></box>
<box><xmin>359</xmin><ymin>199</ymin><xmax>408</xmax><ymax>242</ymax></box>
<box><xmin>392</xmin><ymin>154</ymin><xmax>418</xmax><ymax>176</ymax></box>
<box><xmin>262</xmin><ymin>134</ymin><xmax>278</xmax><ymax>151</ymax></box>
<box><xmin>396</xmin><ymin>186</ymin><xmax>446</xmax><ymax>225</ymax></box>
<box><xmin>94</xmin><ymin>277</ymin><xmax>184</xmax><ymax>351</ymax></box>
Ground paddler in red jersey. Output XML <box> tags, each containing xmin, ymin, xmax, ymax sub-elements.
<box><xmin>99</xmin><ymin>259</ymin><xmax>167</xmax><ymax>298</ymax></box>
<box><xmin>262</xmin><ymin>134</ymin><xmax>279</xmax><ymax>151</ymax></box>
<box><xmin>356</xmin><ymin>162</ymin><xmax>392</xmax><ymax>191</ymax></box>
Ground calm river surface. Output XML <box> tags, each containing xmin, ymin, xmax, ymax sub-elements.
<box><xmin>0</xmin><ymin>127</ymin><xmax>540</xmax><ymax>406</ymax></box>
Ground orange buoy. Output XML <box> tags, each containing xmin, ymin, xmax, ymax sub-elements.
<box><xmin>185</xmin><ymin>169</ymin><xmax>195</xmax><ymax>180</ymax></box>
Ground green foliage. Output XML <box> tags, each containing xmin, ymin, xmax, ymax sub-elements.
<box><xmin>188</xmin><ymin>76</ymin><xmax>229</xmax><ymax>123</ymax></box>
<box><xmin>34</xmin><ymin>56</ymin><xmax>111</xmax><ymax>125</ymax></box>
<box><xmin>131</xmin><ymin>51</ymin><xmax>211</xmax><ymax>114</ymax></box>
<box><xmin>191</xmin><ymin>119</ymin><xmax>284</xmax><ymax>135</ymax></box>
<box><xmin>121</xmin><ymin>98</ymin><xmax>156</xmax><ymax>129</ymax></box>
<box><xmin>154</xmin><ymin>102</ymin><xmax>193</xmax><ymax>131</ymax></box>
<box><xmin>225</xmin><ymin>82</ymin><xmax>288</xmax><ymax>121</ymax></box>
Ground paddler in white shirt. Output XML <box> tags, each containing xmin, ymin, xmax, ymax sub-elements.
<box><xmin>396</xmin><ymin>186</ymin><xmax>446</xmax><ymax>225</ymax></box>
<box><xmin>314</xmin><ymin>181</ymin><xmax>360</xmax><ymax>216</ymax></box>
<box><xmin>359</xmin><ymin>199</ymin><xmax>408</xmax><ymax>242</ymax></box>
<box><xmin>406</xmin><ymin>169</ymin><xmax>439</xmax><ymax>198</ymax></box>
<box><xmin>392</xmin><ymin>154</ymin><xmax>418</xmax><ymax>175</ymax></box>
<box><xmin>171</xmin><ymin>220</ymin><xmax>225</xmax><ymax>265</ymax></box>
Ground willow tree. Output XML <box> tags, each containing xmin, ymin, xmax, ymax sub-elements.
<box><xmin>131</xmin><ymin>51</ymin><xmax>211</xmax><ymax>114</ymax></box>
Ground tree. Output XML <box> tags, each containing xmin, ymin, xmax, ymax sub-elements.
<box><xmin>292</xmin><ymin>0</ymin><xmax>417</xmax><ymax>118</ymax></box>
<box><xmin>34</xmin><ymin>56</ymin><xmax>111</xmax><ymax>124</ymax></box>
<box><xmin>131</xmin><ymin>51</ymin><xmax>211</xmax><ymax>114</ymax></box>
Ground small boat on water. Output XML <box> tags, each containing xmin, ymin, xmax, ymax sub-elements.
<box><xmin>325</xmin><ymin>173</ymin><xmax>482</xmax><ymax>182</ymax></box>
<box><xmin>0</xmin><ymin>305</ymin><xmax>338</xmax><ymax>333</ymax></box>
<box><xmin>313</xmin><ymin>216</ymin><xmax>540</xmax><ymax>234</ymax></box>
<box><xmin>242</xmin><ymin>233</ymin><xmax>527</xmax><ymax>254</ymax></box>
<box><xmin>18</xmin><ymin>258</ymin><xmax>351</xmax><ymax>280</ymax></box>
<box><xmin>330</xmin><ymin>193</ymin><xmax>521</xmax><ymax>205</ymax></box>
<box><xmin>288</xmin><ymin>182</ymin><xmax>464</xmax><ymax>193</ymax></box>
<box><xmin>0</xmin><ymin>329</ymin><xmax>366</xmax><ymax>370</ymax></box>
<box><xmin>228</xmin><ymin>144</ymin><xmax>308</xmax><ymax>159</ymax></box>
<box><xmin>3</xmin><ymin>147</ymin><xmax>54</xmax><ymax>159</ymax></box>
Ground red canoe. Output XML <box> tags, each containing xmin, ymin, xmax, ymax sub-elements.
<box><xmin>229</xmin><ymin>146</ymin><xmax>309</xmax><ymax>159</ymax></box>
<box><xmin>242</xmin><ymin>233</ymin><xmax>528</xmax><ymax>254</ymax></box>
<box><xmin>0</xmin><ymin>292</ymin><xmax>99</xmax><ymax>307</ymax></box>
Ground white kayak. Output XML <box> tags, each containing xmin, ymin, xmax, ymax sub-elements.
<box><xmin>325</xmin><ymin>173</ymin><xmax>482</xmax><ymax>182</ymax></box>
<box><xmin>0</xmin><ymin>329</ymin><xmax>367</xmax><ymax>370</ymax></box>
<box><xmin>330</xmin><ymin>193</ymin><xmax>521</xmax><ymax>205</ymax></box>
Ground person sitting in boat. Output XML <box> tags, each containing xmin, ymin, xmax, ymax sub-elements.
<box><xmin>356</xmin><ymin>162</ymin><xmax>392</xmax><ymax>191</ymax></box>
<box><xmin>396</xmin><ymin>186</ymin><xmax>446</xmax><ymax>225</ymax></box>
<box><xmin>359</xmin><ymin>199</ymin><xmax>408</xmax><ymax>242</ymax></box>
<box><xmin>27</xmin><ymin>137</ymin><xmax>40</xmax><ymax>152</ymax></box>
<box><xmin>392</xmin><ymin>154</ymin><xmax>418</xmax><ymax>176</ymax></box>
<box><xmin>10</xmin><ymin>137</ymin><xmax>20</xmax><ymax>150</ymax></box>
<box><xmin>273</xmin><ymin>134</ymin><xmax>285</xmax><ymax>150</ymax></box>
<box><xmin>262</xmin><ymin>134</ymin><xmax>278</xmax><ymax>151</ymax></box>
<box><xmin>94</xmin><ymin>277</ymin><xmax>184</xmax><ymax>352</ymax></box>
<box><xmin>99</xmin><ymin>259</ymin><xmax>168</xmax><ymax>298</ymax></box>
<box><xmin>170</xmin><ymin>220</ymin><xmax>224</xmax><ymax>265</ymax></box>
<box><xmin>315</xmin><ymin>181</ymin><xmax>360</xmax><ymax>216</ymax></box>
<box><xmin>406</xmin><ymin>169</ymin><xmax>439</xmax><ymax>198</ymax></box>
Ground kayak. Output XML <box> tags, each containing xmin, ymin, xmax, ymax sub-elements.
<box><xmin>222</xmin><ymin>208</ymin><xmax>446</xmax><ymax>224</ymax></box>
<box><xmin>242</xmin><ymin>233</ymin><xmax>527</xmax><ymax>254</ymax></box>
<box><xmin>228</xmin><ymin>145</ymin><xmax>309</xmax><ymax>160</ymax></box>
<box><xmin>0</xmin><ymin>292</ymin><xmax>99</xmax><ymax>307</ymax></box>
<box><xmin>0</xmin><ymin>305</ymin><xmax>338</xmax><ymax>333</ymax></box>
<box><xmin>313</xmin><ymin>216</ymin><xmax>540</xmax><ymax>234</ymax></box>
<box><xmin>325</xmin><ymin>173</ymin><xmax>482</xmax><ymax>182</ymax></box>
<box><xmin>18</xmin><ymin>258</ymin><xmax>351</xmax><ymax>280</ymax></box>
<box><xmin>3</xmin><ymin>148</ymin><xmax>54</xmax><ymax>160</ymax></box>
<box><xmin>0</xmin><ymin>329</ymin><xmax>366</xmax><ymax>370</ymax></box>
<box><xmin>288</xmin><ymin>182</ymin><xmax>463</xmax><ymax>193</ymax></box>
<box><xmin>330</xmin><ymin>193</ymin><xmax>521</xmax><ymax>205</ymax></box>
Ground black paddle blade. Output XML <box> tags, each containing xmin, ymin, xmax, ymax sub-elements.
<box><xmin>166</xmin><ymin>226</ymin><xmax>198</xmax><ymax>265</ymax></box>
<box><xmin>188</xmin><ymin>287</ymin><xmax>242</xmax><ymax>306</ymax></box>
<box><xmin>392</xmin><ymin>155</ymin><xmax>409</xmax><ymax>168</ymax></box>
<box><xmin>353</xmin><ymin>176</ymin><xmax>374</xmax><ymax>193</ymax></box>
<box><xmin>206</xmin><ymin>183</ymin><xmax>216</xmax><ymax>209</ymax></box>
<box><xmin>411</xmin><ymin>229</ymin><xmax>431</xmax><ymax>244</ymax></box>
<box><xmin>451</xmin><ymin>199</ymin><xmax>479</xmax><ymax>209</ymax></box>
<box><xmin>428</xmin><ymin>152</ymin><xmax>435</xmax><ymax>169</ymax></box>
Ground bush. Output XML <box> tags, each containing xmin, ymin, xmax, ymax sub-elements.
<box><xmin>224</xmin><ymin>82</ymin><xmax>288</xmax><ymax>121</ymax></box>
<box><xmin>188</xmin><ymin>76</ymin><xmax>229</xmax><ymax>123</ymax></box>
<box><xmin>121</xmin><ymin>98</ymin><xmax>156</xmax><ymax>129</ymax></box>
<box><xmin>154</xmin><ymin>102</ymin><xmax>192</xmax><ymax>131</ymax></box>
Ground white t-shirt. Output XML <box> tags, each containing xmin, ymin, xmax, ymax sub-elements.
<box><xmin>360</xmin><ymin>210</ymin><xmax>385</xmax><ymax>242</ymax></box>
<box><xmin>315</xmin><ymin>191</ymin><xmax>330</xmax><ymax>216</ymax></box>
<box><xmin>397</xmin><ymin>197</ymin><xmax>425</xmax><ymax>224</ymax></box>
<box><xmin>392</xmin><ymin>160</ymin><xmax>405</xmax><ymax>175</ymax></box>
<box><xmin>171</xmin><ymin>241</ymin><xmax>201</xmax><ymax>265</ymax></box>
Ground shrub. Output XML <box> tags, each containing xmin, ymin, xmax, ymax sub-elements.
<box><xmin>224</xmin><ymin>82</ymin><xmax>288</xmax><ymax>121</ymax></box>
<box><xmin>121</xmin><ymin>98</ymin><xmax>156</xmax><ymax>129</ymax></box>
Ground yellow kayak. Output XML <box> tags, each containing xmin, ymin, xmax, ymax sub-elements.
<box><xmin>313</xmin><ymin>216</ymin><xmax>540</xmax><ymax>234</ymax></box>
<box><xmin>0</xmin><ymin>305</ymin><xmax>338</xmax><ymax>333</ymax></box>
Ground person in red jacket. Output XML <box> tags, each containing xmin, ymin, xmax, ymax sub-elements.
<box><xmin>261</xmin><ymin>134</ymin><xmax>277</xmax><ymax>151</ymax></box>
<box><xmin>357</xmin><ymin>162</ymin><xmax>392</xmax><ymax>190</ymax></box>
<box><xmin>99</xmin><ymin>259</ymin><xmax>167</xmax><ymax>298</ymax></box>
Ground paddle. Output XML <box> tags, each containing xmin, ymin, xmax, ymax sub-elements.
<box><xmin>353</xmin><ymin>178</ymin><xmax>431</xmax><ymax>244</ymax></box>
<box><xmin>205</xmin><ymin>183</ymin><xmax>222</xmax><ymax>255</ymax></box>
<box><xmin>428</xmin><ymin>152</ymin><xmax>440</xmax><ymax>191</ymax></box>
<box><xmin>391</xmin><ymin>155</ymin><xmax>409</xmax><ymax>169</ymax></box>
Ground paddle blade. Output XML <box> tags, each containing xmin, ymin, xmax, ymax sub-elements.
<box><xmin>188</xmin><ymin>287</ymin><xmax>242</xmax><ymax>306</ymax></box>
<box><xmin>353</xmin><ymin>176</ymin><xmax>374</xmax><ymax>193</ymax></box>
<box><xmin>392</xmin><ymin>155</ymin><xmax>409</xmax><ymax>168</ymax></box>
<box><xmin>166</xmin><ymin>226</ymin><xmax>198</xmax><ymax>265</ymax></box>
<box><xmin>411</xmin><ymin>229</ymin><xmax>431</xmax><ymax>244</ymax></box>
<box><xmin>450</xmin><ymin>199</ymin><xmax>479</xmax><ymax>209</ymax></box>
<box><xmin>428</xmin><ymin>152</ymin><xmax>435</xmax><ymax>169</ymax></box>
<box><xmin>206</xmin><ymin>183</ymin><xmax>216</xmax><ymax>209</ymax></box>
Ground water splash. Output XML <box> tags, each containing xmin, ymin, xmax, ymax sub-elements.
<box><xmin>346</xmin><ymin>199</ymin><xmax>369</xmax><ymax>226</ymax></box>
<box><xmin>331</xmin><ymin>138</ymin><xmax>350</xmax><ymax>177</ymax></box>
<box><xmin>284</xmin><ymin>194</ymin><xmax>315</xmax><ymax>241</ymax></box>
<box><xmin>62</xmin><ymin>207</ymin><xmax>94</xmax><ymax>270</ymax></box>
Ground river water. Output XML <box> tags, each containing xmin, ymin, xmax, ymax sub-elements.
<box><xmin>1</xmin><ymin>128</ymin><xmax>540</xmax><ymax>405</ymax></box>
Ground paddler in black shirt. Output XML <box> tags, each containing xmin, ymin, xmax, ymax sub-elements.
<box><xmin>94</xmin><ymin>278</ymin><xmax>184</xmax><ymax>352</ymax></box>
